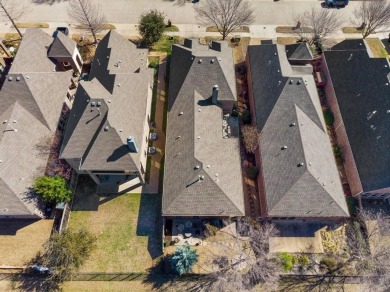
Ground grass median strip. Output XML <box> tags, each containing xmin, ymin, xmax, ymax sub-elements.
<box><xmin>14</xmin><ymin>22</ymin><xmax>49</xmax><ymax>28</ymax></box>
<box><xmin>206</xmin><ymin>26</ymin><xmax>250</xmax><ymax>33</ymax></box>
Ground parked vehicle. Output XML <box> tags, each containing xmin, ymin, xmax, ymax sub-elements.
<box><xmin>322</xmin><ymin>0</ymin><xmax>349</xmax><ymax>8</ymax></box>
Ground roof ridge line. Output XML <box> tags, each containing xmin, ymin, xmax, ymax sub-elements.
<box><xmin>18</xmin><ymin>77</ymin><xmax>52</xmax><ymax>131</ymax></box>
<box><xmin>269</xmin><ymin>170</ymin><xmax>307</xmax><ymax>213</ymax></box>
<box><xmin>306</xmin><ymin>172</ymin><xmax>349</xmax><ymax>216</ymax></box>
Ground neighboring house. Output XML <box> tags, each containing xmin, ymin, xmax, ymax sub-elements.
<box><xmin>322</xmin><ymin>40</ymin><xmax>390</xmax><ymax>199</ymax></box>
<box><xmin>162</xmin><ymin>39</ymin><xmax>245</xmax><ymax>220</ymax></box>
<box><xmin>246</xmin><ymin>42</ymin><xmax>349</xmax><ymax>219</ymax></box>
<box><xmin>60</xmin><ymin>30</ymin><xmax>154</xmax><ymax>193</ymax></box>
<box><xmin>0</xmin><ymin>28</ymin><xmax>79</xmax><ymax>219</ymax></box>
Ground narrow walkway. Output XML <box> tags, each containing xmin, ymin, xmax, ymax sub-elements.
<box><xmin>131</xmin><ymin>53</ymin><xmax>167</xmax><ymax>194</ymax></box>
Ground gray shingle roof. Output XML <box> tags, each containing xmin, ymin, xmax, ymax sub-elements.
<box><xmin>324</xmin><ymin>41</ymin><xmax>390</xmax><ymax>192</ymax></box>
<box><xmin>163</xmin><ymin>39</ymin><xmax>244</xmax><ymax>217</ymax></box>
<box><xmin>10</xmin><ymin>28</ymin><xmax>56</xmax><ymax>74</ymax></box>
<box><xmin>48</xmin><ymin>31</ymin><xmax>76</xmax><ymax>58</ymax></box>
<box><xmin>286</xmin><ymin>43</ymin><xmax>313</xmax><ymax>62</ymax></box>
<box><xmin>247</xmin><ymin>44</ymin><xmax>349</xmax><ymax>218</ymax></box>
<box><xmin>61</xmin><ymin>30</ymin><xmax>153</xmax><ymax>172</ymax></box>
<box><xmin>0</xmin><ymin>29</ymin><xmax>72</xmax><ymax>218</ymax></box>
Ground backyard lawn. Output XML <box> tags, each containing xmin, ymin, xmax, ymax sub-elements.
<box><xmin>0</xmin><ymin>219</ymin><xmax>53</xmax><ymax>266</ymax></box>
<box><xmin>68</xmin><ymin>192</ymin><xmax>162</xmax><ymax>273</ymax></box>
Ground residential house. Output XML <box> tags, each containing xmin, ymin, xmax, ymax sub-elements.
<box><xmin>0</xmin><ymin>28</ymin><xmax>79</xmax><ymax>219</ymax></box>
<box><xmin>60</xmin><ymin>30</ymin><xmax>154</xmax><ymax>193</ymax></box>
<box><xmin>246</xmin><ymin>42</ymin><xmax>349</xmax><ymax>219</ymax></box>
<box><xmin>321</xmin><ymin>40</ymin><xmax>390</xmax><ymax>199</ymax></box>
<box><xmin>162</xmin><ymin>39</ymin><xmax>245</xmax><ymax>223</ymax></box>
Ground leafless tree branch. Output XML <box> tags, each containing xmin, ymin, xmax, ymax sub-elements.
<box><xmin>68</xmin><ymin>0</ymin><xmax>106</xmax><ymax>44</ymax></box>
<box><xmin>194</xmin><ymin>0</ymin><xmax>255</xmax><ymax>40</ymax></box>
<box><xmin>351</xmin><ymin>0</ymin><xmax>390</xmax><ymax>38</ymax></box>
<box><xmin>0</xmin><ymin>0</ymin><xmax>30</xmax><ymax>39</ymax></box>
<box><xmin>293</xmin><ymin>7</ymin><xmax>343</xmax><ymax>45</ymax></box>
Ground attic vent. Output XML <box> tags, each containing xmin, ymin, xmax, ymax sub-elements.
<box><xmin>191</xmin><ymin>57</ymin><xmax>194</xmax><ymax>60</ymax></box>
<box><xmin>16</xmin><ymin>76</ymin><xmax>21</xmax><ymax>81</ymax></box>
<box><xmin>119</xmin><ymin>60</ymin><xmax>122</xmax><ymax>63</ymax></box>
<box><xmin>211</xmin><ymin>59</ymin><xmax>215</xmax><ymax>63</ymax></box>
<box><xmin>289</xmin><ymin>79</ymin><xmax>293</xmax><ymax>84</ymax></box>
<box><xmin>281</xmin><ymin>146</ymin><xmax>288</xmax><ymax>150</ymax></box>
<box><xmin>274</xmin><ymin>52</ymin><xmax>277</xmax><ymax>56</ymax></box>
<box><xmin>199</xmin><ymin>175</ymin><xmax>205</xmax><ymax>181</ymax></box>
<box><xmin>218</xmin><ymin>58</ymin><xmax>221</xmax><ymax>61</ymax></box>
<box><xmin>106</xmin><ymin>56</ymin><xmax>109</xmax><ymax>59</ymax></box>
<box><xmin>290</xmin><ymin>122</ymin><xmax>296</xmax><ymax>127</ymax></box>
<box><xmin>197</xmin><ymin>136</ymin><xmax>200</xmax><ymax>139</ymax></box>
<box><xmin>8</xmin><ymin>76</ymin><xmax>12</xmax><ymax>81</ymax></box>
<box><xmin>195</xmin><ymin>165</ymin><xmax>200</xmax><ymax>169</ymax></box>
<box><xmin>97</xmin><ymin>102</ymin><xmax>101</xmax><ymax>107</ymax></box>
<box><xmin>297</xmin><ymin>80</ymin><xmax>301</xmax><ymax>85</ymax></box>
<box><xmin>91</xmin><ymin>102</ymin><xmax>96</xmax><ymax>107</ymax></box>
<box><xmin>26</xmin><ymin>76</ymin><xmax>29</xmax><ymax>79</ymax></box>
<box><xmin>108</xmin><ymin>100</ymin><xmax>111</xmax><ymax>103</ymax></box>
<box><xmin>297</xmin><ymin>162</ymin><xmax>304</xmax><ymax>167</ymax></box>
<box><xmin>104</xmin><ymin>126</ymin><xmax>109</xmax><ymax>131</ymax></box>
<box><xmin>179</xmin><ymin>112</ymin><xmax>184</xmax><ymax>116</ymax></box>
<box><xmin>198</xmin><ymin>59</ymin><xmax>202</xmax><ymax>64</ymax></box>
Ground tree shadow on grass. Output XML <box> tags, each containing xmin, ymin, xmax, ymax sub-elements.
<box><xmin>0</xmin><ymin>219</ymin><xmax>40</xmax><ymax>235</ymax></box>
<box><xmin>136</xmin><ymin>193</ymin><xmax>163</xmax><ymax>260</ymax></box>
<box><xmin>10</xmin><ymin>274</ymin><xmax>61</xmax><ymax>292</ymax></box>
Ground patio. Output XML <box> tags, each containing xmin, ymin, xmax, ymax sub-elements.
<box><xmin>170</xmin><ymin>219</ymin><xmax>203</xmax><ymax>246</ymax></box>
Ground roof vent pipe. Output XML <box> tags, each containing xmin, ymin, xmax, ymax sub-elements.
<box><xmin>127</xmin><ymin>136</ymin><xmax>139</xmax><ymax>153</ymax></box>
<box><xmin>212</xmin><ymin>85</ymin><xmax>219</xmax><ymax>105</ymax></box>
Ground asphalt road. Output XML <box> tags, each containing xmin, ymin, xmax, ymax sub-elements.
<box><xmin>16</xmin><ymin>0</ymin><xmax>356</xmax><ymax>25</ymax></box>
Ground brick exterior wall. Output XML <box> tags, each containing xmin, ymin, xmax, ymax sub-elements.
<box><xmin>246</xmin><ymin>54</ymin><xmax>268</xmax><ymax>217</ymax></box>
<box><xmin>321</xmin><ymin>57</ymin><xmax>363</xmax><ymax>196</ymax></box>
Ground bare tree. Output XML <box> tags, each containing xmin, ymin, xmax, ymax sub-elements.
<box><xmin>241</xmin><ymin>125</ymin><xmax>259</xmax><ymax>153</ymax></box>
<box><xmin>194</xmin><ymin>0</ymin><xmax>255</xmax><ymax>40</ymax></box>
<box><xmin>0</xmin><ymin>0</ymin><xmax>29</xmax><ymax>39</ymax></box>
<box><xmin>345</xmin><ymin>209</ymin><xmax>390</xmax><ymax>291</ymax></box>
<box><xmin>189</xmin><ymin>218</ymin><xmax>281</xmax><ymax>291</ymax></box>
<box><xmin>293</xmin><ymin>7</ymin><xmax>343</xmax><ymax>45</ymax></box>
<box><xmin>352</xmin><ymin>0</ymin><xmax>390</xmax><ymax>38</ymax></box>
<box><xmin>68</xmin><ymin>0</ymin><xmax>106</xmax><ymax>44</ymax></box>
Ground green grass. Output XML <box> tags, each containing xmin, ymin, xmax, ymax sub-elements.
<box><xmin>68</xmin><ymin>193</ymin><xmax>162</xmax><ymax>272</ymax></box>
<box><xmin>365</xmin><ymin>38</ymin><xmax>388</xmax><ymax>58</ymax></box>
<box><xmin>323</xmin><ymin>109</ymin><xmax>334</xmax><ymax>125</ymax></box>
<box><xmin>165</xmin><ymin>25</ymin><xmax>179</xmax><ymax>32</ymax></box>
<box><xmin>152</xmin><ymin>35</ymin><xmax>179</xmax><ymax>55</ymax></box>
